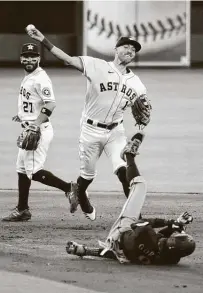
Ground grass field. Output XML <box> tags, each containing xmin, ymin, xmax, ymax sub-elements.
<box><xmin>0</xmin><ymin>68</ymin><xmax>203</xmax><ymax>293</ymax></box>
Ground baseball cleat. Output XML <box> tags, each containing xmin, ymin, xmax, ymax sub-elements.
<box><xmin>66</xmin><ymin>241</ymin><xmax>86</xmax><ymax>257</ymax></box>
<box><xmin>2</xmin><ymin>208</ymin><xmax>31</xmax><ymax>222</ymax></box>
<box><xmin>65</xmin><ymin>182</ymin><xmax>79</xmax><ymax>213</ymax></box>
<box><xmin>84</xmin><ymin>206</ymin><xmax>96</xmax><ymax>221</ymax></box>
<box><xmin>121</xmin><ymin>130</ymin><xmax>145</xmax><ymax>161</ymax></box>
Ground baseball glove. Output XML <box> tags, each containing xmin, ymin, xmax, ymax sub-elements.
<box><xmin>17</xmin><ymin>124</ymin><xmax>41</xmax><ymax>151</ymax></box>
<box><xmin>131</xmin><ymin>95</ymin><xmax>152</xmax><ymax>127</ymax></box>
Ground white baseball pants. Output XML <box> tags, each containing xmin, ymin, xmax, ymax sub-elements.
<box><xmin>79</xmin><ymin>122</ymin><xmax>127</xmax><ymax>180</ymax></box>
<box><xmin>16</xmin><ymin>122</ymin><xmax>53</xmax><ymax>179</ymax></box>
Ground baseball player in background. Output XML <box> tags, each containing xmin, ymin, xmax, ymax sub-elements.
<box><xmin>66</xmin><ymin>132</ymin><xmax>195</xmax><ymax>265</ymax></box>
<box><xmin>2</xmin><ymin>43</ymin><xmax>77</xmax><ymax>222</ymax></box>
<box><xmin>26</xmin><ymin>25</ymin><xmax>151</xmax><ymax>221</ymax></box>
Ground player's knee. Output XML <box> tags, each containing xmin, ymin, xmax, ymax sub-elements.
<box><xmin>130</xmin><ymin>176</ymin><xmax>146</xmax><ymax>186</ymax></box>
<box><xmin>32</xmin><ymin>169</ymin><xmax>44</xmax><ymax>181</ymax></box>
<box><xmin>116</xmin><ymin>166</ymin><xmax>127</xmax><ymax>183</ymax></box>
<box><xmin>24</xmin><ymin>171</ymin><xmax>33</xmax><ymax>180</ymax></box>
<box><xmin>80</xmin><ymin>169</ymin><xmax>97</xmax><ymax>181</ymax></box>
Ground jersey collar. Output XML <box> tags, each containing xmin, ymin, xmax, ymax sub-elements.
<box><xmin>25</xmin><ymin>66</ymin><xmax>43</xmax><ymax>77</ymax></box>
<box><xmin>108</xmin><ymin>62</ymin><xmax>133</xmax><ymax>77</ymax></box>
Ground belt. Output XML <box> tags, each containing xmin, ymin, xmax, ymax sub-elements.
<box><xmin>21</xmin><ymin>118</ymin><xmax>49</xmax><ymax>128</ymax></box>
<box><xmin>87</xmin><ymin>119</ymin><xmax>123</xmax><ymax>130</ymax></box>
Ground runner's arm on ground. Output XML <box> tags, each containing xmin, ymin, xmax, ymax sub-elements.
<box><xmin>66</xmin><ymin>242</ymin><xmax>116</xmax><ymax>259</ymax></box>
<box><xmin>141</xmin><ymin>218</ymin><xmax>174</xmax><ymax>228</ymax></box>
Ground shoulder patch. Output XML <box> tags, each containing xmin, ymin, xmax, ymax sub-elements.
<box><xmin>42</xmin><ymin>87</ymin><xmax>51</xmax><ymax>97</ymax></box>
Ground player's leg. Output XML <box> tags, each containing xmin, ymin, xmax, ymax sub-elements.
<box><xmin>32</xmin><ymin>169</ymin><xmax>72</xmax><ymax>193</ymax></box>
<box><xmin>106</xmin><ymin>131</ymin><xmax>147</xmax><ymax>239</ymax></box>
<box><xmin>17</xmin><ymin>172</ymin><xmax>31</xmax><ymax>211</ymax></box>
<box><xmin>116</xmin><ymin>166</ymin><xmax>129</xmax><ymax>197</ymax></box>
<box><xmin>2</xmin><ymin>150</ymin><xmax>32</xmax><ymax>222</ymax></box>
<box><xmin>104</xmin><ymin>124</ymin><xmax>130</xmax><ymax>197</ymax></box>
<box><xmin>123</xmin><ymin>131</ymin><xmax>146</xmax><ymax>219</ymax></box>
<box><xmin>118</xmin><ymin>131</ymin><xmax>146</xmax><ymax>221</ymax></box>
<box><xmin>29</xmin><ymin>123</ymin><xmax>74</xmax><ymax>194</ymax></box>
<box><xmin>66</xmin><ymin>241</ymin><xmax>116</xmax><ymax>260</ymax></box>
<box><xmin>77</xmin><ymin>124</ymin><xmax>104</xmax><ymax>220</ymax></box>
<box><xmin>32</xmin><ymin>168</ymin><xmax>77</xmax><ymax>213</ymax></box>
<box><xmin>124</xmin><ymin>131</ymin><xmax>145</xmax><ymax>182</ymax></box>
<box><xmin>106</xmin><ymin>175</ymin><xmax>147</xmax><ymax>240</ymax></box>
<box><xmin>77</xmin><ymin>176</ymin><xmax>94</xmax><ymax>217</ymax></box>
<box><xmin>16</xmin><ymin>150</ymin><xmax>31</xmax><ymax>212</ymax></box>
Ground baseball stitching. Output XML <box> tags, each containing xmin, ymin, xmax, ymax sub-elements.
<box><xmin>87</xmin><ymin>10</ymin><xmax>186</xmax><ymax>42</ymax></box>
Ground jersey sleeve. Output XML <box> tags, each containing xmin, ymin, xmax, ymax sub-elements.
<box><xmin>79</xmin><ymin>56</ymin><xmax>97</xmax><ymax>80</ymax></box>
<box><xmin>135</xmin><ymin>76</ymin><xmax>147</xmax><ymax>97</ymax></box>
<box><xmin>35</xmin><ymin>75</ymin><xmax>55</xmax><ymax>103</ymax></box>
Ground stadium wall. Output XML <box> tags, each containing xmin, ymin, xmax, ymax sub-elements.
<box><xmin>0</xmin><ymin>1</ymin><xmax>202</xmax><ymax>67</ymax></box>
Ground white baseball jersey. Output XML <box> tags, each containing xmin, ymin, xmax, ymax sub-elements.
<box><xmin>16</xmin><ymin>67</ymin><xmax>55</xmax><ymax>179</ymax></box>
<box><xmin>79</xmin><ymin>56</ymin><xmax>147</xmax><ymax>124</ymax></box>
<box><xmin>18</xmin><ymin>67</ymin><xmax>55</xmax><ymax>121</ymax></box>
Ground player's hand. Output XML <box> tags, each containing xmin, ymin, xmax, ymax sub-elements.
<box><xmin>12</xmin><ymin>115</ymin><xmax>21</xmax><ymax>122</ymax></box>
<box><xmin>176</xmin><ymin>211</ymin><xmax>193</xmax><ymax>225</ymax></box>
<box><xmin>25</xmin><ymin>24</ymin><xmax>44</xmax><ymax>42</ymax></box>
<box><xmin>21</xmin><ymin>121</ymin><xmax>30</xmax><ymax>128</ymax></box>
<box><xmin>66</xmin><ymin>241</ymin><xmax>86</xmax><ymax>257</ymax></box>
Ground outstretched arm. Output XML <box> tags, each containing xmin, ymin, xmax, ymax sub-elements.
<box><xmin>143</xmin><ymin>212</ymin><xmax>194</xmax><ymax>238</ymax></box>
<box><xmin>141</xmin><ymin>218</ymin><xmax>174</xmax><ymax>228</ymax></box>
<box><xmin>66</xmin><ymin>241</ymin><xmax>116</xmax><ymax>260</ymax></box>
<box><xmin>25</xmin><ymin>25</ymin><xmax>84</xmax><ymax>72</ymax></box>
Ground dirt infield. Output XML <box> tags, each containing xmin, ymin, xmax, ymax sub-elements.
<box><xmin>1</xmin><ymin>191</ymin><xmax>203</xmax><ymax>293</ymax></box>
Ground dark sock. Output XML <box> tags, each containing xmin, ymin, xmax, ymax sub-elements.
<box><xmin>77</xmin><ymin>176</ymin><xmax>93</xmax><ymax>213</ymax></box>
<box><xmin>17</xmin><ymin>173</ymin><xmax>31</xmax><ymax>211</ymax></box>
<box><xmin>126</xmin><ymin>154</ymin><xmax>140</xmax><ymax>183</ymax></box>
<box><xmin>116</xmin><ymin>166</ymin><xmax>130</xmax><ymax>197</ymax></box>
<box><xmin>32</xmin><ymin>170</ymin><xmax>71</xmax><ymax>192</ymax></box>
<box><xmin>32</xmin><ymin>169</ymin><xmax>71</xmax><ymax>192</ymax></box>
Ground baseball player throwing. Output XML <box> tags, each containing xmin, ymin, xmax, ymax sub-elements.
<box><xmin>66</xmin><ymin>132</ymin><xmax>195</xmax><ymax>265</ymax></box>
<box><xmin>2</xmin><ymin>43</ymin><xmax>77</xmax><ymax>222</ymax></box>
<box><xmin>26</xmin><ymin>25</ymin><xmax>152</xmax><ymax>221</ymax></box>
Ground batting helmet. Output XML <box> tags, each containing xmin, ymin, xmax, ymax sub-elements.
<box><xmin>159</xmin><ymin>233</ymin><xmax>196</xmax><ymax>258</ymax></box>
<box><xmin>166</xmin><ymin>233</ymin><xmax>196</xmax><ymax>257</ymax></box>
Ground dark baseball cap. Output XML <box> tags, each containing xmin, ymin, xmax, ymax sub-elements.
<box><xmin>21</xmin><ymin>43</ymin><xmax>40</xmax><ymax>56</ymax></box>
<box><xmin>116</xmin><ymin>36</ymin><xmax>141</xmax><ymax>52</ymax></box>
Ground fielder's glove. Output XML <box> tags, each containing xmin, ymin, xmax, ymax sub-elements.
<box><xmin>131</xmin><ymin>95</ymin><xmax>152</xmax><ymax>128</ymax></box>
<box><xmin>17</xmin><ymin>124</ymin><xmax>41</xmax><ymax>151</ymax></box>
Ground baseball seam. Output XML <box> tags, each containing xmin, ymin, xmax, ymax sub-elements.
<box><xmin>87</xmin><ymin>10</ymin><xmax>186</xmax><ymax>42</ymax></box>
